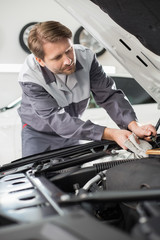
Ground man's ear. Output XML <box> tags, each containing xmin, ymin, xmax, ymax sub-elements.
<box><xmin>35</xmin><ymin>57</ymin><xmax>45</xmax><ymax>67</ymax></box>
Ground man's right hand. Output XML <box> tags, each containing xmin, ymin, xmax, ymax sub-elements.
<box><xmin>102</xmin><ymin>128</ymin><xmax>133</xmax><ymax>150</ymax></box>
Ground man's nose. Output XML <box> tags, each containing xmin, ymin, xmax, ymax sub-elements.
<box><xmin>64</xmin><ymin>56</ymin><xmax>72</xmax><ymax>65</ymax></box>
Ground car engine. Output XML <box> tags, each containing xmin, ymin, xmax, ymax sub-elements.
<box><xmin>0</xmin><ymin>137</ymin><xmax>160</xmax><ymax>240</ymax></box>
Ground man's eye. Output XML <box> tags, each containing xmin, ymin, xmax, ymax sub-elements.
<box><xmin>55</xmin><ymin>55</ymin><xmax>61</xmax><ymax>60</ymax></box>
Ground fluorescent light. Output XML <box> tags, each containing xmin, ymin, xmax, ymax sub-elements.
<box><xmin>0</xmin><ymin>64</ymin><xmax>22</xmax><ymax>73</ymax></box>
<box><xmin>103</xmin><ymin>66</ymin><xmax>116</xmax><ymax>74</ymax></box>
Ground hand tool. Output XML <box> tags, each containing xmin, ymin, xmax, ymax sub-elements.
<box><xmin>150</xmin><ymin>118</ymin><xmax>160</xmax><ymax>147</ymax></box>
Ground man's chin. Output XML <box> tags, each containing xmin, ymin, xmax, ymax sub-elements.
<box><xmin>63</xmin><ymin>66</ymin><xmax>76</xmax><ymax>75</ymax></box>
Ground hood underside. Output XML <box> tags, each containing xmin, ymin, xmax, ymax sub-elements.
<box><xmin>91</xmin><ymin>0</ymin><xmax>160</xmax><ymax>56</ymax></box>
<box><xmin>55</xmin><ymin>0</ymin><xmax>160</xmax><ymax>105</ymax></box>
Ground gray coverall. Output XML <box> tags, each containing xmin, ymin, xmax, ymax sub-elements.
<box><xmin>18</xmin><ymin>45</ymin><xmax>137</xmax><ymax>157</ymax></box>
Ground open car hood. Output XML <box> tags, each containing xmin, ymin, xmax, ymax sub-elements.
<box><xmin>55</xmin><ymin>0</ymin><xmax>160</xmax><ymax>105</ymax></box>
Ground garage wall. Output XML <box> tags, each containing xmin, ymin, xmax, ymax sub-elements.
<box><xmin>0</xmin><ymin>0</ymin><xmax>79</xmax><ymax>107</ymax></box>
<box><xmin>0</xmin><ymin>0</ymin><xmax>127</xmax><ymax>108</ymax></box>
<box><xmin>0</xmin><ymin>0</ymin><xmax>81</xmax><ymax>63</ymax></box>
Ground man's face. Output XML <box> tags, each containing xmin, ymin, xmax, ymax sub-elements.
<box><xmin>36</xmin><ymin>38</ymin><xmax>76</xmax><ymax>75</ymax></box>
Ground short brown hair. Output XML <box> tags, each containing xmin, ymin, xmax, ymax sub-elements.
<box><xmin>28</xmin><ymin>21</ymin><xmax>72</xmax><ymax>59</ymax></box>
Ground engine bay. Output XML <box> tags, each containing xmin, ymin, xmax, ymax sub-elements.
<box><xmin>0</xmin><ymin>137</ymin><xmax>160</xmax><ymax>240</ymax></box>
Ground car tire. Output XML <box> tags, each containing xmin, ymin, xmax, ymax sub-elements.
<box><xmin>74</xmin><ymin>26</ymin><xmax>106</xmax><ymax>57</ymax></box>
<box><xmin>19</xmin><ymin>22</ymin><xmax>38</xmax><ymax>53</ymax></box>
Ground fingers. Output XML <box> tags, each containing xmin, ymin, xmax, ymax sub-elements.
<box><xmin>122</xmin><ymin>145</ymin><xmax>128</xmax><ymax>150</ymax></box>
<box><xmin>124</xmin><ymin>132</ymin><xmax>152</xmax><ymax>157</ymax></box>
<box><xmin>102</xmin><ymin>128</ymin><xmax>132</xmax><ymax>149</ymax></box>
<box><xmin>110</xmin><ymin>129</ymin><xmax>132</xmax><ymax>150</ymax></box>
<box><xmin>142</xmin><ymin>124</ymin><xmax>157</xmax><ymax>135</ymax></box>
<box><xmin>134</xmin><ymin>135</ymin><xmax>140</xmax><ymax>144</ymax></box>
<box><xmin>144</xmin><ymin>135</ymin><xmax>157</xmax><ymax>142</ymax></box>
<box><xmin>131</xmin><ymin>124</ymin><xmax>157</xmax><ymax>140</ymax></box>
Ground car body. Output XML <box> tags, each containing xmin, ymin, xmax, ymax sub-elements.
<box><xmin>0</xmin><ymin>0</ymin><xmax>160</xmax><ymax>239</ymax></box>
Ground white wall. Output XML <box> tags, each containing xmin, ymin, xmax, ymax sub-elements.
<box><xmin>0</xmin><ymin>0</ymin><xmax>128</xmax><ymax>65</ymax></box>
<box><xmin>0</xmin><ymin>0</ymin><xmax>127</xmax><ymax>108</ymax></box>
<box><xmin>0</xmin><ymin>0</ymin><xmax>79</xmax><ymax>107</ymax></box>
<box><xmin>0</xmin><ymin>0</ymin><xmax>81</xmax><ymax>63</ymax></box>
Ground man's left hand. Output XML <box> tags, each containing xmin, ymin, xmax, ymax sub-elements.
<box><xmin>128</xmin><ymin>121</ymin><xmax>157</xmax><ymax>141</ymax></box>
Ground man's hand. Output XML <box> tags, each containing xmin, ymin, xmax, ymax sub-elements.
<box><xmin>102</xmin><ymin>128</ymin><xmax>133</xmax><ymax>149</ymax></box>
<box><xmin>128</xmin><ymin>121</ymin><xmax>157</xmax><ymax>141</ymax></box>
<box><xmin>102</xmin><ymin>120</ymin><xmax>157</xmax><ymax>150</ymax></box>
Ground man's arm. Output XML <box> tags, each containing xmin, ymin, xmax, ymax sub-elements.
<box><xmin>90</xmin><ymin>54</ymin><xmax>137</xmax><ymax>129</ymax></box>
<box><xmin>89</xmin><ymin>54</ymin><xmax>157</xmax><ymax>146</ymax></box>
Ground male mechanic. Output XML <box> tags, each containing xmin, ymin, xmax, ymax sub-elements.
<box><xmin>18</xmin><ymin>21</ymin><xmax>156</xmax><ymax>157</ymax></box>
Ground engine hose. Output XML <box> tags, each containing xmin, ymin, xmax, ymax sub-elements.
<box><xmin>82</xmin><ymin>170</ymin><xmax>107</xmax><ymax>191</ymax></box>
<box><xmin>94</xmin><ymin>158</ymin><xmax>140</xmax><ymax>173</ymax></box>
<box><xmin>81</xmin><ymin>159</ymin><xmax>140</xmax><ymax>193</ymax></box>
